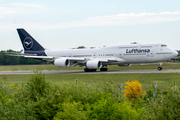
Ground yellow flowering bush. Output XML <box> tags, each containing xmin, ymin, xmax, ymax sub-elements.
<box><xmin>122</xmin><ymin>80</ymin><xmax>146</xmax><ymax>101</ymax></box>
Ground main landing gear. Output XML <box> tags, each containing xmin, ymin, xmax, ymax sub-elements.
<box><xmin>84</xmin><ymin>68</ymin><xmax>97</xmax><ymax>72</ymax></box>
<box><xmin>100</xmin><ymin>68</ymin><xmax>108</xmax><ymax>71</ymax></box>
<box><xmin>84</xmin><ymin>66</ymin><xmax>108</xmax><ymax>72</ymax></box>
<box><xmin>158</xmin><ymin>62</ymin><xmax>163</xmax><ymax>71</ymax></box>
<box><xmin>100</xmin><ymin>65</ymin><xmax>108</xmax><ymax>71</ymax></box>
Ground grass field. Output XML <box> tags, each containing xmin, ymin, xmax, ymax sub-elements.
<box><xmin>0</xmin><ymin>63</ymin><xmax>180</xmax><ymax>91</ymax></box>
<box><xmin>0</xmin><ymin>62</ymin><xmax>180</xmax><ymax>71</ymax></box>
<box><xmin>1</xmin><ymin>73</ymin><xmax>180</xmax><ymax>91</ymax></box>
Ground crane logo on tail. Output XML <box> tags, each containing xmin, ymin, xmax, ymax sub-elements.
<box><xmin>23</xmin><ymin>37</ymin><xmax>33</xmax><ymax>50</ymax></box>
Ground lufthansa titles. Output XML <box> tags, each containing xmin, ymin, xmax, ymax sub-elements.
<box><xmin>126</xmin><ymin>49</ymin><xmax>150</xmax><ymax>53</ymax></box>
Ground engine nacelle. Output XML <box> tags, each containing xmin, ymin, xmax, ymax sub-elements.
<box><xmin>118</xmin><ymin>64</ymin><xmax>131</xmax><ymax>67</ymax></box>
<box><xmin>86</xmin><ymin>60</ymin><xmax>102</xmax><ymax>69</ymax></box>
<box><xmin>54</xmin><ymin>59</ymin><xmax>70</xmax><ymax>67</ymax></box>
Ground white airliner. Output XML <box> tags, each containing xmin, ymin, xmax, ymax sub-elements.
<box><xmin>15</xmin><ymin>28</ymin><xmax>178</xmax><ymax>72</ymax></box>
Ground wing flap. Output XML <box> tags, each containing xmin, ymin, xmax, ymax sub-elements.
<box><xmin>96</xmin><ymin>58</ymin><xmax>126</xmax><ymax>62</ymax></box>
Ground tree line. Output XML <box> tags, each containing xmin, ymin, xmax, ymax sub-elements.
<box><xmin>0</xmin><ymin>50</ymin><xmax>46</xmax><ymax>65</ymax></box>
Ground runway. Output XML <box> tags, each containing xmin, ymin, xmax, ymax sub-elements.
<box><xmin>0</xmin><ymin>69</ymin><xmax>180</xmax><ymax>75</ymax></box>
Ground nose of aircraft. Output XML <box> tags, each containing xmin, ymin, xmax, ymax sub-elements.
<box><xmin>173</xmin><ymin>50</ymin><xmax>178</xmax><ymax>56</ymax></box>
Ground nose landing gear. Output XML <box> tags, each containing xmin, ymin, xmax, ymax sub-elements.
<box><xmin>158</xmin><ymin>62</ymin><xmax>163</xmax><ymax>71</ymax></box>
<box><xmin>158</xmin><ymin>66</ymin><xmax>162</xmax><ymax>71</ymax></box>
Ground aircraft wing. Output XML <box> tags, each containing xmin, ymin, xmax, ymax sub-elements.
<box><xmin>24</xmin><ymin>56</ymin><xmax>86</xmax><ymax>62</ymax></box>
<box><xmin>7</xmin><ymin>52</ymin><xmax>126</xmax><ymax>64</ymax></box>
<box><xmin>23</xmin><ymin>55</ymin><xmax>126</xmax><ymax>65</ymax></box>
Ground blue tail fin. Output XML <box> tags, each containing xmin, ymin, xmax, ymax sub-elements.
<box><xmin>17</xmin><ymin>28</ymin><xmax>46</xmax><ymax>56</ymax></box>
<box><xmin>17</xmin><ymin>28</ymin><xmax>45</xmax><ymax>51</ymax></box>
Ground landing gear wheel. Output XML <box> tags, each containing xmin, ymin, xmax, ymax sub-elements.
<box><xmin>158</xmin><ymin>62</ymin><xmax>163</xmax><ymax>71</ymax></box>
<box><xmin>158</xmin><ymin>67</ymin><xmax>162</xmax><ymax>71</ymax></box>
<box><xmin>84</xmin><ymin>68</ymin><xmax>89</xmax><ymax>72</ymax></box>
<box><xmin>84</xmin><ymin>68</ymin><xmax>97</xmax><ymax>72</ymax></box>
<box><xmin>89</xmin><ymin>69</ymin><xmax>97</xmax><ymax>72</ymax></box>
<box><xmin>100</xmin><ymin>68</ymin><xmax>108</xmax><ymax>71</ymax></box>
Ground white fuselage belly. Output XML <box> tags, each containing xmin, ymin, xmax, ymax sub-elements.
<box><xmin>45</xmin><ymin>43</ymin><xmax>177</xmax><ymax>65</ymax></box>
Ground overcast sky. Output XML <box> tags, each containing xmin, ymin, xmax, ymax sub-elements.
<box><xmin>0</xmin><ymin>0</ymin><xmax>180</xmax><ymax>51</ymax></box>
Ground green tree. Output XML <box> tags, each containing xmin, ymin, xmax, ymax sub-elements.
<box><xmin>131</xmin><ymin>42</ymin><xmax>138</xmax><ymax>44</ymax></box>
<box><xmin>77</xmin><ymin>46</ymin><xmax>85</xmax><ymax>49</ymax></box>
<box><xmin>0</xmin><ymin>50</ymin><xmax>47</xmax><ymax>65</ymax></box>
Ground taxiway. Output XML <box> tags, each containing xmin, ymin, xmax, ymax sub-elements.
<box><xmin>0</xmin><ymin>69</ymin><xmax>180</xmax><ymax>75</ymax></box>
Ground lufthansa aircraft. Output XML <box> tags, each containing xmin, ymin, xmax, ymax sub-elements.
<box><xmin>15</xmin><ymin>28</ymin><xmax>178</xmax><ymax>72</ymax></box>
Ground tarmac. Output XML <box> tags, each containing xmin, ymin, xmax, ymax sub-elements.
<box><xmin>0</xmin><ymin>69</ymin><xmax>180</xmax><ymax>75</ymax></box>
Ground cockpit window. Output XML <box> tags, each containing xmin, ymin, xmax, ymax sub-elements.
<box><xmin>161</xmin><ymin>44</ymin><xmax>167</xmax><ymax>47</ymax></box>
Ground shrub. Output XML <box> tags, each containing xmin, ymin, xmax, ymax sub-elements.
<box><xmin>25</xmin><ymin>71</ymin><xmax>50</xmax><ymax>101</ymax></box>
<box><xmin>141</xmin><ymin>82</ymin><xmax>180</xmax><ymax>119</ymax></box>
<box><xmin>54</xmin><ymin>101</ymin><xmax>86</xmax><ymax>120</ymax></box>
<box><xmin>143</xmin><ymin>85</ymin><xmax>163</xmax><ymax>102</ymax></box>
<box><xmin>86</xmin><ymin>94</ymin><xmax>140</xmax><ymax>120</ymax></box>
<box><xmin>0</xmin><ymin>99</ymin><xmax>36</xmax><ymax>120</ymax></box>
<box><xmin>54</xmin><ymin>93</ymin><xmax>141</xmax><ymax>120</ymax></box>
<box><xmin>0</xmin><ymin>83</ymin><xmax>36</xmax><ymax>120</ymax></box>
<box><xmin>122</xmin><ymin>80</ymin><xmax>146</xmax><ymax>101</ymax></box>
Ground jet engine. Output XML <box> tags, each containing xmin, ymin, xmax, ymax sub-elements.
<box><xmin>86</xmin><ymin>60</ymin><xmax>102</xmax><ymax>69</ymax></box>
<box><xmin>54</xmin><ymin>59</ymin><xmax>70</xmax><ymax>67</ymax></box>
<box><xmin>118</xmin><ymin>63</ymin><xmax>131</xmax><ymax>67</ymax></box>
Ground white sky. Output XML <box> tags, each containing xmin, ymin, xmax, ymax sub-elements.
<box><xmin>0</xmin><ymin>0</ymin><xmax>180</xmax><ymax>50</ymax></box>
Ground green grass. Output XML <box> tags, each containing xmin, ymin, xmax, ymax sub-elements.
<box><xmin>0</xmin><ymin>63</ymin><xmax>180</xmax><ymax>91</ymax></box>
<box><xmin>1</xmin><ymin>73</ymin><xmax>180</xmax><ymax>91</ymax></box>
<box><xmin>0</xmin><ymin>62</ymin><xmax>179</xmax><ymax>71</ymax></box>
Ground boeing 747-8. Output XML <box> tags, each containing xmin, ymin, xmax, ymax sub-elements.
<box><xmin>15</xmin><ymin>28</ymin><xmax>178</xmax><ymax>72</ymax></box>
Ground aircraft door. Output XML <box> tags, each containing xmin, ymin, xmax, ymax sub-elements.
<box><xmin>119</xmin><ymin>52</ymin><xmax>123</xmax><ymax>58</ymax></box>
<box><xmin>149</xmin><ymin>50</ymin><xmax>154</xmax><ymax>57</ymax></box>
<box><xmin>150</xmin><ymin>51</ymin><xmax>154</xmax><ymax>57</ymax></box>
